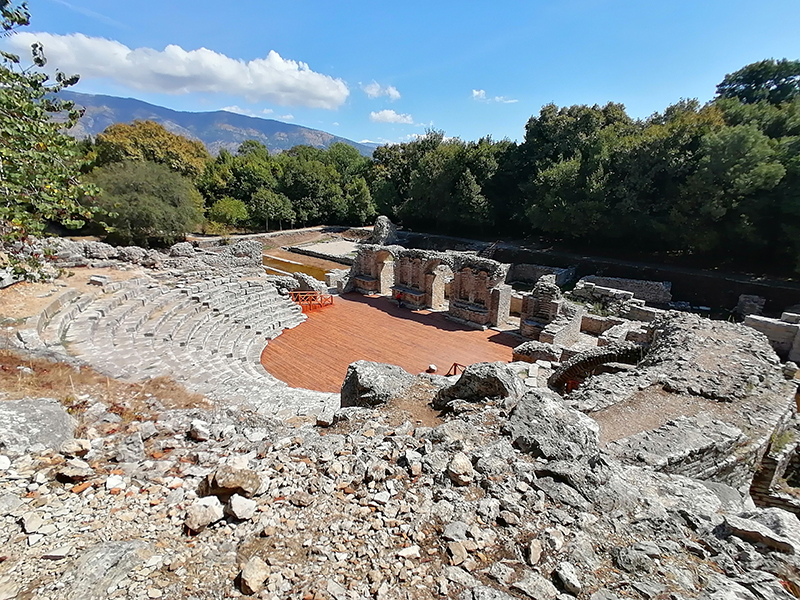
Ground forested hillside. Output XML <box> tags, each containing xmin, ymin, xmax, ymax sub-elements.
<box><xmin>58</xmin><ymin>90</ymin><xmax>377</xmax><ymax>157</ymax></box>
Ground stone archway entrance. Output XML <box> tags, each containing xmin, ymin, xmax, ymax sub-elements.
<box><xmin>376</xmin><ymin>251</ymin><xmax>395</xmax><ymax>296</ymax></box>
<box><xmin>425</xmin><ymin>263</ymin><xmax>453</xmax><ymax>310</ymax></box>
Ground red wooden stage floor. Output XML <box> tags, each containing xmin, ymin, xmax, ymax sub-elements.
<box><xmin>260</xmin><ymin>293</ymin><xmax>520</xmax><ymax>393</ymax></box>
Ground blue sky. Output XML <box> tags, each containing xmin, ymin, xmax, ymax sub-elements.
<box><xmin>7</xmin><ymin>0</ymin><xmax>800</xmax><ymax>145</ymax></box>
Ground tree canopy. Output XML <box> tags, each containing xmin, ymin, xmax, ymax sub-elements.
<box><xmin>87</xmin><ymin>161</ymin><xmax>202</xmax><ymax>247</ymax></box>
<box><xmin>0</xmin><ymin>0</ymin><xmax>96</xmax><ymax>260</ymax></box>
<box><xmin>362</xmin><ymin>61</ymin><xmax>800</xmax><ymax>273</ymax></box>
<box><xmin>716</xmin><ymin>59</ymin><xmax>800</xmax><ymax>105</ymax></box>
<box><xmin>198</xmin><ymin>141</ymin><xmax>375</xmax><ymax>230</ymax></box>
<box><xmin>93</xmin><ymin>120</ymin><xmax>211</xmax><ymax>179</ymax></box>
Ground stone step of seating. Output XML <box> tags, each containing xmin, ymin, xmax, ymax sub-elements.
<box><xmin>149</xmin><ymin>301</ymin><xmax>201</xmax><ymax>342</ymax></box>
<box><xmin>205</xmin><ymin>289</ymin><xmax>283</xmax><ymax>318</ymax></box>
<box><xmin>118</xmin><ymin>289</ymin><xmax>177</xmax><ymax>334</ymax></box>
<box><xmin>39</xmin><ymin>292</ymin><xmax>95</xmax><ymax>346</ymax></box>
<box><xmin>139</xmin><ymin>294</ymin><xmax>196</xmax><ymax>338</ymax></box>
<box><xmin>172</xmin><ymin>310</ymin><xmax>212</xmax><ymax>348</ymax></box>
<box><xmin>66</xmin><ymin>283</ymin><xmax>151</xmax><ymax>339</ymax></box>
<box><xmin>50</xmin><ymin>273</ymin><xmax>321</xmax><ymax>408</ymax></box>
<box><xmin>106</xmin><ymin>286</ymin><xmax>167</xmax><ymax>334</ymax></box>
<box><xmin>218</xmin><ymin>302</ymin><xmax>298</xmax><ymax>332</ymax></box>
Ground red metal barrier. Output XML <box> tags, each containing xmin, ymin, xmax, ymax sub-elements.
<box><xmin>289</xmin><ymin>291</ymin><xmax>334</xmax><ymax>312</ymax></box>
<box><xmin>446</xmin><ymin>362</ymin><xmax>466</xmax><ymax>377</ymax></box>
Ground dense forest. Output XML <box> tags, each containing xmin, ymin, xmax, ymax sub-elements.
<box><xmin>1</xmin><ymin>0</ymin><xmax>798</xmax><ymax>276</ymax></box>
<box><xmin>81</xmin><ymin>59</ymin><xmax>800</xmax><ymax>273</ymax></box>
<box><xmin>368</xmin><ymin>60</ymin><xmax>800</xmax><ymax>273</ymax></box>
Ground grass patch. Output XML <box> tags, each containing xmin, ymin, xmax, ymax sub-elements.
<box><xmin>0</xmin><ymin>350</ymin><xmax>211</xmax><ymax>420</ymax></box>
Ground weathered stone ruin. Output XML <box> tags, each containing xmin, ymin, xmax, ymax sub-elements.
<box><xmin>746</xmin><ymin>310</ymin><xmax>800</xmax><ymax>362</ymax></box>
<box><xmin>391</xmin><ymin>249</ymin><xmax>454</xmax><ymax>310</ymax></box>
<box><xmin>519</xmin><ymin>274</ymin><xmax>585</xmax><ymax>345</ymax></box>
<box><xmin>567</xmin><ymin>279</ymin><xmax>664</xmax><ymax>322</ymax></box>
<box><xmin>346</xmin><ymin>244</ymin><xmax>512</xmax><ymax>328</ymax></box>
<box><xmin>366</xmin><ymin>214</ymin><xmax>398</xmax><ymax>245</ymax></box>
<box><xmin>348</xmin><ymin>244</ymin><xmax>399</xmax><ymax>295</ymax></box>
<box><xmin>737</xmin><ymin>293</ymin><xmax>768</xmax><ymax>317</ymax></box>
<box><xmin>508</xmin><ymin>263</ymin><xmax>576</xmax><ymax>287</ymax></box>
<box><xmin>447</xmin><ymin>256</ymin><xmax>511</xmax><ymax>328</ymax></box>
<box><xmin>579</xmin><ymin>275</ymin><xmax>673</xmax><ymax>304</ymax></box>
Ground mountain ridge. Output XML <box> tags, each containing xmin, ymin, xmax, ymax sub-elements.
<box><xmin>58</xmin><ymin>90</ymin><xmax>378</xmax><ymax>156</ymax></box>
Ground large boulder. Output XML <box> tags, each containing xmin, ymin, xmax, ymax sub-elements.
<box><xmin>58</xmin><ymin>541</ymin><xmax>150</xmax><ymax>600</ymax></box>
<box><xmin>340</xmin><ymin>361</ymin><xmax>417</xmax><ymax>408</ymax></box>
<box><xmin>199</xmin><ymin>466</ymin><xmax>262</xmax><ymax>498</ymax></box>
<box><xmin>434</xmin><ymin>362</ymin><xmax>524</xmax><ymax>410</ymax></box>
<box><xmin>502</xmin><ymin>389</ymin><xmax>599</xmax><ymax>461</ymax></box>
<box><xmin>228</xmin><ymin>240</ymin><xmax>263</xmax><ymax>259</ymax></box>
<box><xmin>512</xmin><ymin>340</ymin><xmax>563</xmax><ymax>363</ymax></box>
<box><xmin>368</xmin><ymin>215</ymin><xmax>398</xmax><ymax>245</ymax></box>
<box><xmin>169</xmin><ymin>241</ymin><xmax>195</xmax><ymax>257</ymax></box>
<box><xmin>0</xmin><ymin>397</ymin><xmax>75</xmax><ymax>457</ymax></box>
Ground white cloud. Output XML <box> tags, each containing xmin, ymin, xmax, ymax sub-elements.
<box><xmin>369</xmin><ymin>109</ymin><xmax>413</xmax><ymax>124</ymax></box>
<box><xmin>279</xmin><ymin>114</ymin><xmax>294</xmax><ymax>120</ymax></box>
<box><xmin>472</xmin><ymin>88</ymin><xmax>518</xmax><ymax>104</ymax></box>
<box><xmin>221</xmin><ymin>105</ymin><xmax>274</xmax><ymax>117</ymax></box>
<box><xmin>362</xmin><ymin>81</ymin><xmax>401</xmax><ymax>101</ymax></box>
<box><xmin>7</xmin><ymin>32</ymin><xmax>349</xmax><ymax>109</ymax></box>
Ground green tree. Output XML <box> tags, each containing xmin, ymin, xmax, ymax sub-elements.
<box><xmin>94</xmin><ymin>120</ymin><xmax>211</xmax><ymax>179</ymax></box>
<box><xmin>677</xmin><ymin>124</ymin><xmax>786</xmax><ymax>253</ymax></box>
<box><xmin>343</xmin><ymin>176</ymin><xmax>376</xmax><ymax>225</ymax></box>
<box><xmin>208</xmin><ymin>197</ymin><xmax>249</xmax><ymax>227</ymax></box>
<box><xmin>275</xmin><ymin>150</ymin><xmax>345</xmax><ymax>226</ymax></box>
<box><xmin>716</xmin><ymin>59</ymin><xmax>800</xmax><ymax>105</ymax></box>
<box><xmin>88</xmin><ymin>161</ymin><xmax>202</xmax><ymax>246</ymax></box>
<box><xmin>0</xmin><ymin>0</ymin><xmax>97</xmax><ymax>268</ymax></box>
<box><xmin>250</xmin><ymin>188</ymin><xmax>294</xmax><ymax>230</ymax></box>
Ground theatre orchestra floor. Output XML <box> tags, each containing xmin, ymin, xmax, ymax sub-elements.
<box><xmin>260</xmin><ymin>293</ymin><xmax>520</xmax><ymax>393</ymax></box>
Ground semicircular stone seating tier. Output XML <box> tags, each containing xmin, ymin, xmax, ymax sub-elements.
<box><xmin>30</xmin><ymin>272</ymin><xmax>337</xmax><ymax>419</ymax></box>
<box><xmin>548</xmin><ymin>342</ymin><xmax>647</xmax><ymax>393</ymax></box>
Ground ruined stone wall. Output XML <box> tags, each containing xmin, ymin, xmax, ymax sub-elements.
<box><xmin>540</xmin><ymin>304</ymin><xmax>586</xmax><ymax>347</ymax></box>
<box><xmin>509</xmin><ymin>264</ymin><xmax>576</xmax><ymax>286</ymax></box>
<box><xmin>622</xmin><ymin>304</ymin><xmax>664</xmax><ymax>323</ymax></box>
<box><xmin>348</xmin><ymin>244</ymin><xmax>402</xmax><ymax>295</ymax></box>
<box><xmin>570</xmin><ymin>281</ymin><xmax>636</xmax><ymax>304</ymax></box>
<box><xmin>745</xmin><ymin>314</ymin><xmax>800</xmax><ymax>361</ymax></box>
<box><xmin>581</xmin><ymin>276</ymin><xmax>673</xmax><ymax>304</ymax></box>
<box><xmin>447</xmin><ymin>256</ymin><xmax>510</xmax><ymax>327</ymax></box>
<box><xmin>390</xmin><ymin>250</ymin><xmax>454</xmax><ymax>310</ymax></box>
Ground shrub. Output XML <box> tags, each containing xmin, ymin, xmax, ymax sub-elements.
<box><xmin>87</xmin><ymin>161</ymin><xmax>202</xmax><ymax>247</ymax></box>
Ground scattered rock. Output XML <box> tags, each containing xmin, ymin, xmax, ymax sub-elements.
<box><xmin>512</xmin><ymin>571</ymin><xmax>559</xmax><ymax>599</ymax></box>
<box><xmin>226</xmin><ymin>494</ymin><xmax>257</xmax><ymax>520</ymax></box>
<box><xmin>447</xmin><ymin>452</ymin><xmax>474</xmax><ymax>486</ymax></box>
<box><xmin>200</xmin><ymin>466</ymin><xmax>261</xmax><ymax>498</ymax></box>
<box><xmin>435</xmin><ymin>362</ymin><xmax>524</xmax><ymax>410</ymax></box>
<box><xmin>503</xmin><ymin>389</ymin><xmax>599</xmax><ymax>461</ymax></box>
<box><xmin>554</xmin><ymin>561</ymin><xmax>582</xmax><ymax>595</ymax></box>
<box><xmin>0</xmin><ymin>398</ymin><xmax>75</xmax><ymax>457</ymax></box>
<box><xmin>185</xmin><ymin>496</ymin><xmax>224</xmax><ymax>532</ymax></box>
<box><xmin>189</xmin><ymin>419</ymin><xmax>211</xmax><ymax>442</ymax></box>
<box><xmin>240</xmin><ymin>556</ymin><xmax>269</xmax><ymax>595</ymax></box>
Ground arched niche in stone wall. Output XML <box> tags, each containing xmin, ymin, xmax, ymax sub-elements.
<box><xmin>424</xmin><ymin>261</ymin><xmax>454</xmax><ymax>310</ymax></box>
